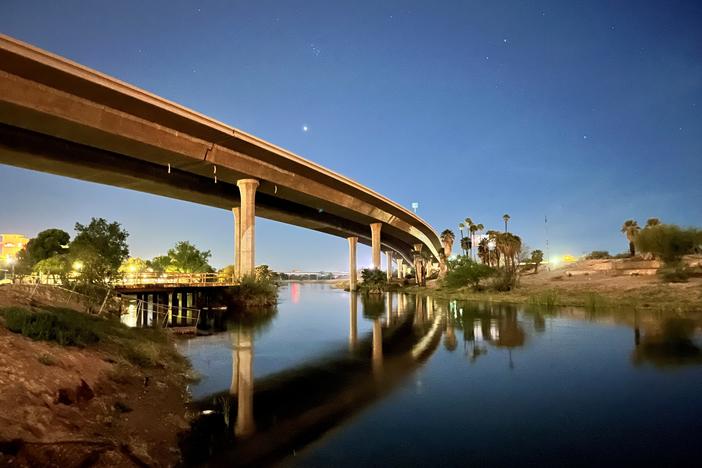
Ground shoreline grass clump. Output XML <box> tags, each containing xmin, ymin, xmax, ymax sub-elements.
<box><xmin>0</xmin><ymin>306</ymin><xmax>187</xmax><ymax>370</ymax></box>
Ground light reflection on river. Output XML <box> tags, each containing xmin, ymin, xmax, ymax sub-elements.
<box><xmin>177</xmin><ymin>283</ymin><xmax>702</xmax><ymax>467</ymax></box>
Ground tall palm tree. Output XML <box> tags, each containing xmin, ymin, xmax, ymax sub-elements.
<box><xmin>460</xmin><ymin>237</ymin><xmax>471</xmax><ymax>257</ymax></box>
<box><xmin>440</xmin><ymin>229</ymin><xmax>455</xmax><ymax>258</ymax></box>
<box><xmin>474</xmin><ymin>223</ymin><xmax>484</xmax><ymax>261</ymax></box>
<box><xmin>621</xmin><ymin>220</ymin><xmax>640</xmax><ymax>257</ymax></box>
<box><xmin>503</xmin><ymin>214</ymin><xmax>511</xmax><ymax>233</ymax></box>
<box><xmin>469</xmin><ymin>223</ymin><xmax>479</xmax><ymax>260</ymax></box>
<box><xmin>645</xmin><ymin>218</ymin><xmax>661</xmax><ymax>228</ymax></box>
<box><xmin>458</xmin><ymin>222</ymin><xmax>465</xmax><ymax>241</ymax></box>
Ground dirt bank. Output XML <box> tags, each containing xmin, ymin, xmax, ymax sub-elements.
<box><xmin>408</xmin><ymin>258</ymin><xmax>702</xmax><ymax>311</ymax></box>
<box><xmin>0</xmin><ymin>285</ymin><xmax>193</xmax><ymax>467</ymax></box>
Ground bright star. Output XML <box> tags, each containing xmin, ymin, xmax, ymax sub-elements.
<box><xmin>302</xmin><ymin>125</ymin><xmax>309</xmax><ymax>132</ymax></box>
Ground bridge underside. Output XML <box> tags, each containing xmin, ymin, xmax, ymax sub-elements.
<box><xmin>0</xmin><ymin>123</ymin><xmax>417</xmax><ymax>263</ymax></box>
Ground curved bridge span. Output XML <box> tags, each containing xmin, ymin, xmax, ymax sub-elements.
<box><xmin>0</xmin><ymin>34</ymin><xmax>441</xmax><ymax>280</ymax></box>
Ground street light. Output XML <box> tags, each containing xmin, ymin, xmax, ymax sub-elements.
<box><xmin>72</xmin><ymin>260</ymin><xmax>84</xmax><ymax>272</ymax></box>
<box><xmin>5</xmin><ymin>255</ymin><xmax>15</xmax><ymax>280</ymax></box>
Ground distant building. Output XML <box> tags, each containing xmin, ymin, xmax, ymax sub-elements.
<box><xmin>1</xmin><ymin>234</ymin><xmax>29</xmax><ymax>259</ymax></box>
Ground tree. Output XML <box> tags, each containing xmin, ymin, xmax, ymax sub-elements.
<box><xmin>531</xmin><ymin>250</ymin><xmax>544</xmax><ymax>273</ymax></box>
<box><xmin>119</xmin><ymin>257</ymin><xmax>150</xmax><ymax>275</ymax></box>
<box><xmin>70</xmin><ymin>218</ymin><xmax>129</xmax><ymax>287</ymax></box>
<box><xmin>458</xmin><ymin>222</ymin><xmax>466</xmax><ymax>254</ymax></box>
<box><xmin>18</xmin><ymin>228</ymin><xmax>70</xmax><ymax>269</ymax></box>
<box><xmin>503</xmin><ymin>214</ymin><xmax>511</xmax><ymax>233</ymax></box>
<box><xmin>460</xmin><ymin>237</ymin><xmax>471</xmax><ymax>257</ymax></box>
<box><xmin>148</xmin><ymin>255</ymin><xmax>171</xmax><ymax>273</ymax></box>
<box><xmin>646</xmin><ymin>218</ymin><xmax>661</xmax><ymax>228</ymax></box>
<box><xmin>360</xmin><ymin>268</ymin><xmax>386</xmax><ymax>293</ymax></box>
<box><xmin>621</xmin><ymin>220</ymin><xmax>641</xmax><ymax>256</ymax></box>
<box><xmin>635</xmin><ymin>224</ymin><xmax>700</xmax><ymax>265</ymax></box>
<box><xmin>255</xmin><ymin>265</ymin><xmax>276</xmax><ymax>282</ymax></box>
<box><xmin>161</xmin><ymin>241</ymin><xmax>213</xmax><ymax>273</ymax></box>
<box><xmin>443</xmin><ymin>256</ymin><xmax>495</xmax><ymax>289</ymax></box>
<box><xmin>32</xmin><ymin>254</ymin><xmax>69</xmax><ymax>284</ymax></box>
<box><xmin>440</xmin><ymin>229</ymin><xmax>455</xmax><ymax>257</ymax></box>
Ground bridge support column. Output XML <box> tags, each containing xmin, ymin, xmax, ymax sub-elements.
<box><xmin>370</xmin><ymin>223</ymin><xmax>382</xmax><ymax>269</ymax></box>
<box><xmin>237</xmin><ymin>179</ymin><xmax>259</xmax><ymax>276</ymax></box>
<box><xmin>232</xmin><ymin>207</ymin><xmax>241</xmax><ymax>277</ymax></box>
<box><xmin>386</xmin><ymin>251</ymin><xmax>394</xmax><ymax>281</ymax></box>
<box><xmin>397</xmin><ymin>258</ymin><xmax>405</xmax><ymax>279</ymax></box>
<box><xmin>413</xmin><ymin>243</ymin><xmax>425</xmax><ymax>286</ymax></box>
<box><xmin>348</xmin><ymin>236</ymin><xmax>358</xmax><ymax>292</ymax></box>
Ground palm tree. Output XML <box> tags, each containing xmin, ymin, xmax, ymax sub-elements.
<box><xmin>474</xmin><ymin>223</ymin><xmax>484</xmax><ymax>260</ymax></box>
<box><xmin>458</xmin><ymin>222</ymin><xmax>465</xmax><ymax>240</ymax></box>
<box><xmin>469</xmin><ymin>223</ymin><xmax>479</xmax><ymax>260</ymax></box>
<box><xmin>503</xmin><ymin>214</ymin><xmax>511</xmax><ymax>233</ymax></box>
<box><xmin>645</xmin><ymin>218</ymin><xmax>661</xmax><ymax>228</ymax></box>
<box><xmin>440</xmin><ymin>229</ymin><xmax>455</xmax><ymax>258</ymax></box>
<box><xmin>621</xmin><ymin>220</ymin><xmax>640</xmax><ymax>256</ymax></box>
<box><xmin>460</xmin><ymin>237</ymin><xmax>471</xmax><ymax>257</ymax></box>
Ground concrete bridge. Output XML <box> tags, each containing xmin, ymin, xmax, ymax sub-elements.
<box><xmin>0</xmin><ymin>34</ymin><xmax>442</xmax><ymax>287</ymax></box>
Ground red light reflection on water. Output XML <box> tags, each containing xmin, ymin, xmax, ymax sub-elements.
<box><xmin>291</xmin><ymin>282</ymin><xmax>300</xmax><ymax>304</ymax></box>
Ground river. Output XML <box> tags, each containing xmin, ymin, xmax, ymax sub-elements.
<box><xmin>176</xmin><ymin>282</ymin><xmax>702</xmax><ymax>466</ymax></box>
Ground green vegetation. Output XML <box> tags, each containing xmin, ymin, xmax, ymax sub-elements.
<box><xmin>16</xmin><ymin>228</ymin><xmax>70</xmax><ymax>274</ymax></box>
<box><xmin>586</xmin><ymin>250</ymin><xmax>611</xmax><ymax>259</ymax></box>
<box><xmin>635</xmin><ymin>224</ymin><xmax>701</xmax><ymax>265</ymax></box>
<box><xmin>231</xmin><ymin>275</ymin><xmax>278</xmax><ymax>307</ymax></box>
<box><xmin>530</xmin><ymin>250</ymin><xmax>544</xmax><ymax>273</ymax></box>
<box><xmin>146</xmin><ymin>241</ymin><xmax>214</xmax><ymax>273</ymax></box>
<box><xmin>0</xmin><ymin>306</ymin><xmax>186</xmax><ymax>369</ymax></box>
<box><xmin>360</xmin><ymin>268</ymin><xmax>387</xmax><ymax>293</ymax></box>
<box><xmin>443</xmin><ymin>257</ymin><xmax>494</xmax><ymax>290</ymax></box>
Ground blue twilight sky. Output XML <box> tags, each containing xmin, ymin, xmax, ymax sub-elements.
<box><xmin>1</xmin><ymin>0</ymin><xmax>701</xmax><ymax>270</ymax></box>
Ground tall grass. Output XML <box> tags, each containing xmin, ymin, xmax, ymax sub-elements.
<box><xmin>527</xmin><ymin>290</ymin><xmax>560</xmax><ymax>309</ymax></box>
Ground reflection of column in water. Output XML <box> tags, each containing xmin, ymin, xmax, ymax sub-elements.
<box><xmin>414</xmin><ymin>296</ymin><xmax>425</xmax><ymax>326</ymax></box>
<box><xmin>234</xmin><ymin>328</ymin><xmax>255</xmax><ymax>437</ymax></box>
<box><xmin>372</xmin><ymin>318</ymin><xmax>383</xmax><ymax>375</ymax></box>
<box><xmin>386</xmin><ymin>293</ymin><xmax>393</xmax><ymax>326</ymax></box>
<box><xmin>427</xmin><ymin>298</ymin><xmax>434</xmax><ymax>319</ymax></box>
<box><xmin>229</xmin><ymin>332</ymin><xmax>239</xmax><ymax>396</ymax></box>
<box><xmin>349</xmin><ymin>292</ymin><xmax>358</xmax><ymax>350</ymax></box>
<box><xmin>397</xmin><ymin>294</ymin><xmax>405</xmax><ymax>319</ymax></box>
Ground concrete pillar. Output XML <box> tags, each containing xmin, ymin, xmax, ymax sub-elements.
<box><xmin>232</xmin><ymin>207</ymin><xmax>241</xmax><ymax>277</ymax></box>
<box><xmin>397</xmin><ymin>258</ymin><xmax>405</xmax><ymax>279</ymax></box>
<box><xmin>413</xmin><ymin>243</ymin><xmax>424</xmax><ymax>286</ymax></box>
<box><xmin>234</xmin><ymin>328</ymin><xmax>255</xmax><ymax>437</ymax></box>
<box><xmin>370</xmin><ymin>223</ymin><xmax>382</xmax><ymax>269</ymax></box>
<box><xmin>386</xmin><ymin>251</ymin><xmax>394</xmax><ymax>281</ymax></box>
<box><xmin>349</xmin><ymin>292</ymin><xmax>358</xmax><ymax>350</ymax></box>
<box><xmin>348</xmin><ymin>236</ymin><xmax>358</xmax><ymax>291</ymax></box>
<box><xmin>237</xmin><ymin>179</ymin><xmax>259</xmax><ymax>276</ymax></box>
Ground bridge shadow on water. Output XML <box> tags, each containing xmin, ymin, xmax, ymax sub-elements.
<box><xmin>179</xmin><ymin>293</ymin><xmax>444</xmax><ymax>467</ymax></box>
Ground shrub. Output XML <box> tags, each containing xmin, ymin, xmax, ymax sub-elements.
<box><xmin>443</xmin><ymin>257</ymin><xmax>494</xmax><ymax>289</ymax></box>
<box><xmin>635</xmin><ymin>224</ymin><xmax>701</xmax><ymax>265</ymax></box>
<box><xmin>0</xmin><ymin>307</ymin><xmax>99</xmax><ymax>346</ymax></box>
<box><xmin>660</xmin><ymin>266</ymin><xmax>690</xmax><ymax>283</ymax></box>
<box><xmin>234</xmin><ymin>275</ymin><xmax>279</xmax><ymax>307</ymax></box>
<box><xmin>360</xmin><ymin>268</ymin><xmax>387</xmax><ymax>293</ymax></box>
<box><xmin>490</xmin><ymin>269</ymin><xmax>519</xmax><ymax>292</ymax></box>
<box><xmin>586</xmin><ymin>251</ymin><xmax>611</xmax><ymax>259</ymax></box>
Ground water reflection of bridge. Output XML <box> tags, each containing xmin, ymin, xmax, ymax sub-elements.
<box><xmin>181</xmin><ymin>292</ymin><xmax>445</xmax><ymax>466</ymax></box>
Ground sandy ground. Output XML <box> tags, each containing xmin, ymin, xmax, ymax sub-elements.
<box><xmin>0</xmin><ymin>286</ymin><xmax>191</xmax><ymax>467</ymax></box>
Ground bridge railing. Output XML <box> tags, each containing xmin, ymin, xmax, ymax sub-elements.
<box><xmin>113</xmin><ymin>272</ymin><xmax>238</xmax><ymax>288</ymax></box>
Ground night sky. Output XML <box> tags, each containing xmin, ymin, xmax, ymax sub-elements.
<box><xmin>1</xmin><ymin>0</ymin><xmax>701</xmax><ymax>270</ymax></box>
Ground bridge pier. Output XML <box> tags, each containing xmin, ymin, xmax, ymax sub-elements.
<box><xmin>348</xmin><ymin>236</ymin><xmax>358</xmax><ymax>292</ymax></box>
<box><xmin>397</xmin><ymin>258</ymin><xmax>405</xmax><ymax>279</ymax></box>
<box><xmin>385</xmin><ymin>251</ymin><xmax>394</xmax><ymax>281</ymax></box>
<box><xmin>370</xmin><ymin>223</ymin><xmax>382</xmax><ymax>269</ymax></box>
<box><xmin>237</xmin><ymin>179</ymin><xmax>259</xmax><ymax>277</ymax></box>
<box><xmin>232</xmin><ymin>207</ymin><xmax>241</xmax><ymax>277</ymax></box>
<box><xmin>413</xmin><ymin>243</ymin><xmax>425</xmax><ymax>286</ymax></box>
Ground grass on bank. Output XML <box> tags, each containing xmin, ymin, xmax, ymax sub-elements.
<box><xmin>0</xmin><ymin>306</ymin><xmax>187</xmax><ymax>370</ymax></box>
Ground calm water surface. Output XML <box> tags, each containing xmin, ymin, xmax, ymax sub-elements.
<box><xmin>177</xmin><ymin>283</ymin><xmax>702</xmax><ymax>467</ymax></box>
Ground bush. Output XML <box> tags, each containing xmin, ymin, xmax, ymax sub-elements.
<box><xmin>1</xmin><ymin>307</ymin><xmax>99</xmax><ymax>346</ymax></box>
<box><xmin>490</xmin><ymin>269</ymin><xmax>519</xmax><ymax>292</ymax></box>
<box><xmin>443</xmin><ymin>257</ymin><xmax>495</xmax><ymax>289</ymax></box>
<box><xmin>635</xmin><ymin>224</ymin><xmax>701</xmax><ymax>265</ymax></box>
<box><xmin>586</xmin><ymin>251</ymin><xmax>611</xmax><ymax>259</ymax></box>
<box><xmin>660</xmin><ymin>266</ymin><xmax>690</xmax><ymax>283</ymax></box>
<box><xmin>360</xmin><ymin>268</ymin><xmax>386</xmax><ymax>293</ymax></box>
<box><xmin>234</xmin><ymin>275</ymin><xmax>279</xmax><ymax>307</ymax></box>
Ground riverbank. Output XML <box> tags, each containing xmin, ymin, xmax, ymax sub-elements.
<box><xmin>403</xmin><ymin>264</ymin><xmax>702</xmax><ymax>312</ymax></box>
<box><xmin>0</xmin><ymin>285</ymin><xmax>193</xmax><ymax>466</ymax></box>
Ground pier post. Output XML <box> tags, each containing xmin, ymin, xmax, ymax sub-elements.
<box><xmin>397</xmin><ymin>258</ymin><xmax>405</xmax><ymax>279</ymax></box>
<box><xmin>237</xmin><ymin>179</ymin><xmax>259</xmax><ymax>277</ymax></box>
<box><xmin>348</xmin><ymin>236</ymin><xmax>358</xmax><ymax>292</ymax></box>
<box><xmin>370</xmin><ymin>223</ymin><xmax>382</xmax><ymax>269</ymax></box>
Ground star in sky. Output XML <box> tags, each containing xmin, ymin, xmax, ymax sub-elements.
<box><xmin>302</xmin><ymin>125</ymin><xmax>309</xmax><ymax>132</ymax></box>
